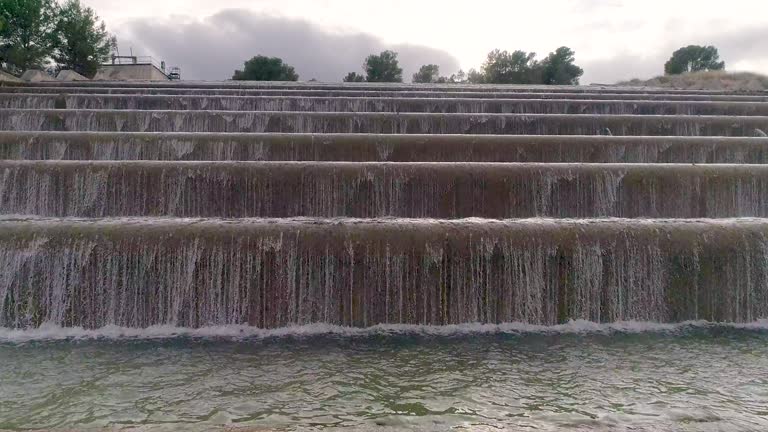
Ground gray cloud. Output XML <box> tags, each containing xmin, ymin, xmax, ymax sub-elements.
<box><xmin>580</xmin><ymin>25</ymin><xmax>768</xmax><ymax>84</ymax></box>
<box><xmin>714</xmin><ymin>26</ymin><xmax>768</xmax><ymax>62</ymax></box>
<box><xmin>581</xmin><ymin>54</ymin><xmax>667</xmax><ymax>84</ymax></box>
<box><xmin>117</xmin><ymin>9</ymin><xmax>460</xmax><ymax>82</ymax></box>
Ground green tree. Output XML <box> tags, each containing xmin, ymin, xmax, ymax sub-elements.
<box><xmin>664</xmin><ymin>45</ymin><xmax>725</xmax><ymax>75</ymax></box>
<box><xmin>343</xmin><ymin>71</ymin><xmax>365</xmax><ymax>82</ymax></box>
<box><xmin>364</xmin><ymin>50</ymin><xmax>402</xmax><ymax>82</ymax></box>
<box><xmin>466</xmin><ymin>68</ymin><xmax>485</xmax><ymax>84</ymax></box>
<box><xmin>51</xmin><ymin>0</ymin><xmax>115</xmax><ymax>78</ymax></box>
<box><xmin>412</xmin><ymin>64</ymin><xmax>440</xmax><ymax>83</ymax></box>
<box><xmin>232</xmin><ymin>55</ymin><xmax>299</xmax><ymax>81</ymax></box>
<box><xmin>448</xmin><ymin>69</ymin><xmax>467</xmax><ymax>84</ymax></box>
<box><xmin>540</xmin><ymin>46</ymin><xmax>583</xmax><ymax>85</ymax></box>
<box><xmin>481</xmin><ymin>49</ymin><xmax>540</xmax><ymax>84</ymax></box>
<box><xmin>0</xmin><ymin>0</ymin><xmax>58</xmax><ymax>74</ymax></box>
<box><xmin>0</xmin><ymin>14</ymin><xmax>6</xmax><ymax>69</ymax></box>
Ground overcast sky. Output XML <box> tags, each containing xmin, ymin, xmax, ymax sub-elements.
<box><xmin>82</xmin><ymin>0</ymin><xmax>768</xmax><ymax>83</ymax></box>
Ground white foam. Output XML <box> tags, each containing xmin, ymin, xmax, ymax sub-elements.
<box><xmin>1</xmin><ymin>320</ymin><xmax>768</xmax><ymax>343</ymax></box>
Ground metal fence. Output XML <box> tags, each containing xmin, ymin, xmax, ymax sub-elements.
<box><xmin>108</xmin><ymin>56</ymin><xmax>165</xmax><ymax>72</ymax></box>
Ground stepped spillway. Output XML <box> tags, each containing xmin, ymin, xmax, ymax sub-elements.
<box><xmin>3</xmin><ymin>132</ymin><xmax>768</xmax><ymax>163</ymax></box>
<box><xmin>6</xmin><ymin>80</ymin><xmax>764</xmax><ymax>94</ymax></box>
<box><xmin>6</xmin><ymin>94</ymin><xmax>768</xmax><ymax>115</ymax></box>
<box><xmin>3</xmin><ymin>109</ymin><xmax>768</xmax><ymax>135</ymax></box>
<box><xmin>1</xmin><ymin>80</ymin><xmax>768</xmax><ymax>329</ymax></box>
<box><xmin>2</xmin><ymin>217</ymin><xmax>767</xmax><ymax>328</ymax></box>
<box><xmin>4</xmin><ymin>87</ymin><xmax>768</xmax><ymax>101</ymax></box>
<box><xmin>2</xmin><ymin>161</ymin><xmax>767</xmax><ymax>218</ymax></box>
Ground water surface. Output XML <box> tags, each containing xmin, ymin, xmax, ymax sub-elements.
<box><xmin>1</xmin><ymin>323</ymin><xmax>767</xmax><ymax>431</ymax></box>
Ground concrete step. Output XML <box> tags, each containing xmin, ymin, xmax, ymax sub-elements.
<box><xmin>6</xmin><ymin>80</ymin><xmax>766</xmax><ymax>95</ymax></box>
<box><xmin>2</xmin><ymin>109</ymin><xmax>767</xmax><ymax>136</ymax></box>
<box><xmin>3</xmin><ymin>87</ymin><xmax>768</xmax><ymax>101</ymax></box>
<box><xmin>2</xmin><ymin>216</ymin><xmax>766</xmax><ymax>327</ymax></box>
<box><xmin>5</xmin><ymin>94</ymin><xmax>768</xmax><ymax>116</ymax></box>
<box><xmin>2</xmin><ymin>161</ymin><xmax>767</xmax><ymax>218</ymax></box>
<box><xmin>2</xmin><ymin>132</ymin><xmax>767</xmax><ymax>163</ymax></box>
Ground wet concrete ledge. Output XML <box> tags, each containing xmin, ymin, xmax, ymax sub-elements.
<box><xmin>2</xmin><ymin>132</ymin><xmax>767</xmax><ymax>163</ymax></box>
<box><xmin>2</xmin><ymin>217</ymin><xmax>767</xmax><ymax>328</ymax></box>
<box><xmin>6</xmin><ymin>80</ymin><xmax>767</xmax><ymax>96</ymax></box>
<box><xmin>3</xmin><ymin>87</ymin><xmax>768</xmax><ymax>101</ymax></box>
<box><xmin>5</xmin><ymin>94</ymin><xmax>768</xmax><ymax>116</ymax></box>
<box><xmin>2</xmin><ymin>161</ymin><xmax>768</xmax><ymax>218</ymax></box>
<box><xmin>2</xmin><ymin>109</ymin><xmax>768</xmax><ymax>136</ymax></box>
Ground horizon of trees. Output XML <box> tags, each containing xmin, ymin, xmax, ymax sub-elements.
<box><xmin>0</xmin><ymin>0</ymin><xmax>115</xmax><ymax>78</ymax></box>
<box><xmin>336</xmin><ymin>46</ymin><xmax>586</xmax><ymax>85</ymax></box>
<box><xmin>235</xmin><ymin>44</ymin><xmax>732</xmax><ymax>85</ymax></box>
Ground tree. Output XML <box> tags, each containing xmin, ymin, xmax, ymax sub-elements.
<box><xmin>363</xmin><ymin>50</ymin><xmax>402</xmax><ymax>82</ymax></box>
<box><xmin>343</xmin><ymin>72</ymin><xmax>365</xmax><ymax>82</ymax></box>
<box><xmin>481</xmin><ymin>49</ymin><xmax>540</xmax><ymax>84</ymax></box>
<box><xmin>466</xmin><ymin>68</ymin><xmax>485</xmax><ymax>84</ymax></box>
<box><xmin>232</xmin><ymin>55</ymin><xmax>299</xmax><ymax>81</ymax></box>
<box><xmin>51</xmin><ymin>0</ymin><xmax>115</xmax><ymax>78</ymax></box>
<box><xmin>0</xmin><ymin>14</ymin><xmax>6</xmax><ymax>69</ymax></box>
<box><xmin>413</xmin><ymin>64</ymin><xmax>440</xmax><ymax>83</ymax></box>
<box><xmin>540</xmin><ymin>46</ymin><xmax>583</xmax><ymax>85</ymax></box>
<box><xmin>0</xmin><ymin>0</ymin><xmax>58</xmax><ymax>74</ymax></box>
<box><xmin>448</xmin><ymin>69</ymin><xmax>467</xmax><ymax>84</ymax></box>
<box><xmin>664</xmin><ymin>45</ymin><xmax>725</xmax><ymax>75</ymax></box>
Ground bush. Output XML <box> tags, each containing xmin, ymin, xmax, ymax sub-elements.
<box><xmin>232</xmin><ymin>55</ymin><xmax>299</xmax><ymax>81</ymax></box>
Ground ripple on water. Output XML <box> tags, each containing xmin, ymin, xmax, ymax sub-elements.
<box><xmin>1</xmin><ymin>322</ymin><xmax>768</xmax><ymax>431</ymax></box>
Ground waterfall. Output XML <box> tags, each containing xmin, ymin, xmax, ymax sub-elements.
<box><xmin>3</xmin><ymin>87</ymin><xmax>768</xmax><ymax>100</ymax></box>
<box><xmin>4</xmin><ymin>95</ymin><xmax>768</xmax><ymax>116</ymax></box>
<box><xmin>2</xmin><ymin>81</ymin><xmax>768</xmax><ymax>329</ymax></box>
<box><xmin>2</xmin><ymin>109</ymin><xmax>768</xmax><ymax>135</ymax></box>
<box><xmin>2</xmin><ymin>132</ymin><xmax>767</xmax><ymax>163</ymax></box>
<box><xmin>1</xmin><ymin>161</ymin><xmax>767</xmax><ymax>218</ymax></box>
<box><xmin>15</xmin><ymin>80</ymin><xmax>759</xmax><ymax>94</ymax></box>
<box><xmin>1</xmin><ymin>218</ymin><xmax>767</xmax><ymax>329</ymax></box>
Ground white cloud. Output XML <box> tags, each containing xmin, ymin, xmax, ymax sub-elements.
<box><xmin>83</xmin><ymin>0</ymin><xmax>768</xmax><ymax>83</ymax></box>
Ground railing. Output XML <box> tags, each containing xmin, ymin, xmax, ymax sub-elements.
<box><xmin>108</xmin><ymin>56</ymin><xmax>165</xmax><ymax>72</ymax></box>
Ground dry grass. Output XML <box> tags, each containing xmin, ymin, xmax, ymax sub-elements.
<box><xmin>617</xmin><ymin>70</ymin><xmax>768</xmax><ymax>91</ymax></box>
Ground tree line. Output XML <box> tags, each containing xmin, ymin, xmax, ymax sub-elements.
<box><xmin>233</xmin><ymin>47</ymin><xmax>587</xmax><ymax>85</ymax></box>
<box><xmin>232</xmin><ymin>45</ymin><xmax>728</xmax><ymax>84</ymax></box>
<box><xmin>0</xmin><ymin>0</ymin><xmax>115</xmax><ymax>78</ymax></box>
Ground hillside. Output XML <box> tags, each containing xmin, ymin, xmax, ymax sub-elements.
<box><xmin>618</xmin><ymin>71</ymin><xmax>768</xmax><ymax>91</ymax></box>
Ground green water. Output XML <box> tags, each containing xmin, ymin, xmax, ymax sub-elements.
<box><xmin>1</xmin><ymin>324</ymin><xmax>767</xmax><ymax>431</ymax></box>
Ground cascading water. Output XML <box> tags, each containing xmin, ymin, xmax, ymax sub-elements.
<box><xmin>1</xmin><ymin>82</ymin><xmax>768</xmax><ymax>330</ymax></box>
<box><xmin>5</xmin><ymin>94</ymin><xmax>768</xmax><ymax>115</ymax></box>
<box><xmin>3</xmin><ymin>132</ymin><xmax>768</xmax><ymax>163</ymax></box>
<box><xmin>4</xmin><ymin>87</ymin><xmax>768</xmax><ymax>100</ymax></box>
<box><xmin>2</xmin><ymin>161</ymin><xmax>768</xmax><ymax>218</ymax></box>
<box><xmin>1</xmin><ymin>217</ymin><xmax>767</xmax><ymax>329</ymax></box>
<box><xmin>3</xmin><ymin>109</ymin><xmax>768</xmax><ymax>135</ymax></box>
